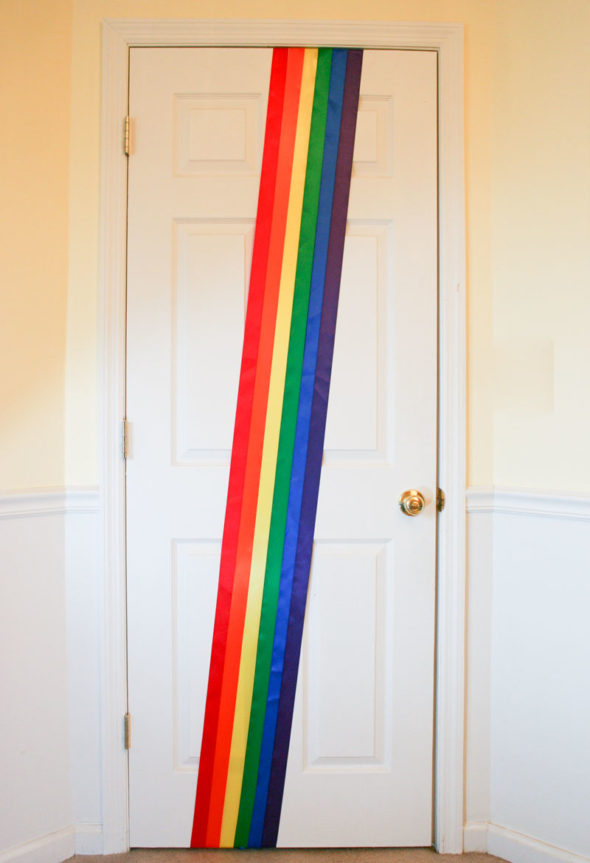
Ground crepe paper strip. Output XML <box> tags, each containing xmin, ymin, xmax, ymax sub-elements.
<box><xmin>233</xmin><ymin>46</ymin><xmax>333</xmax><ymax>849</ymax></box>
<box><xmin>190</xmin><ymin>46</ymin><xmax>363</xmax><ymax>849</ymax></box>
<box><xmin>261</xmin><ymin>48</ymin><xmax>363</xmax><ymax>847</ymax></box>
<box><xmin>190</xmin><ymin>46</ymin><xmax>298</xmax><ymax>848</ymax></box>
<box><xmin>218</xmin><ymin>47</ymin><xmax>319</xmax><ymax>847</ymax></box>
<box><xmin>202</xmin><ymin>48</ymin><xmax>306</xmax><ymax>848</ymax></box>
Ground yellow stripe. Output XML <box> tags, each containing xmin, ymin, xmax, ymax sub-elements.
<box><xmin>219</xmin><ymin>48</ymin><xmax>318</xmax><ymax>847</ymax></box>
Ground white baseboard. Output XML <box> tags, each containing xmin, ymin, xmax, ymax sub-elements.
<box><xmin>464</xmin><ymin>823</ymin><xmax>590</xmax><ymax>863</ymax></box>
<box><xmin>0</xmin><ymin>822</ymin><xmax>103</xmax><ymax>861</ymax></box>
<box><xmin>464</xmin><ymin>820</ymin><xmax>489</xmax><ymax>852</ymax></box>
<box><xmin>0</xmin><ymin>828</ymin><xmax>75</xmax><ymax>863</ymax></box>
<box><xmin>74</xmin><ymin>824</ymin><xmax>103</xmax><ymax>855</ymax></box>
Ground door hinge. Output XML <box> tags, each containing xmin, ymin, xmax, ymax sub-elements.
<box><xmin>122</xmin><ymin>418</ymin><xmax>130</xmax><ymax>460</ymax></box>
<box><xmin>124</xmin><ymin>712</ymin><xmax>132</xmax><ymax>749</ymax></box>
<box><xmin>436</xmin><ymin>488</ymin><xmax>446</xmax><ymax>513</ymax></box>
<box><xmin>124</xmin><ymin>115</ymin><xmax>132</xmax><ymax>156</ymax></box>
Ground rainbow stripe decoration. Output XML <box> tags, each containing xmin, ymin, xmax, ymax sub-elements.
<box><xmin>190</xmin><ymin>46</ymin><xmax>363</xmax><ymax>849</ymax></box>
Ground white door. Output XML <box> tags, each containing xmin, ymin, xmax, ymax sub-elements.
<box><xmin>126</xmin><ymin>47</ymin><xmax>437</xmax><ymax>848</ymax></box>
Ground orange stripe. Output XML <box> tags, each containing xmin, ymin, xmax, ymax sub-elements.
<box><xmin>204</xmin><ymin>47</ymin><xmax>306</xmax><ymax>846</ymax></box>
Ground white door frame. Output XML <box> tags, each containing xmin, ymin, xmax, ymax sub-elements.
<box><xmin>98</xmin><ymin>18</ymin><xmax>466</xmax><ymax>854</ymax></box>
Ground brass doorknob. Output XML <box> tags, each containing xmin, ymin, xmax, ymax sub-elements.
<box><xmin>399</xmin><ymin>489</ymin><xmax>426</xmax><ymax>517</ymax></box>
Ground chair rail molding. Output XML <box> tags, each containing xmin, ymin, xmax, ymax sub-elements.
<box><xmin>467</xmin><ymin>487</ymin><xmax>590</xmax><ymax>520</ymax></box>
<box><xmin>0</xmin><ymin>487</ymin><xmax>99</xmax><ymax>519</ymax></box>
<box><xmin>100</xmin><ymin>18</ymin><xmax>465</xmax><ymax>853</ymax></box>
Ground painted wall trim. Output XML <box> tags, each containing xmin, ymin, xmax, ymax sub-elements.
<box><xmin>106</xmin><ymin>17</ymin><xmax>464</xmax><ymax>48</ymax></box>
<box><xmin>464</xmin><ymin>822</ymin><xmax>590</xmax><ymax>863</ymax></box>
<box><xmin>100</xmin><ymin>18</ymin><xmax>130</xmax><ymax>857</ymax></box>
<box><xmin>100</xmin><ymin>18</ymin><xmax>466</xmax><ymax>853</ymax></box>
<box><xmin>0</xmin><ymin>488</ymin><xmax>99</xmax><ymax>519</ymax></box>
<box><xmin>463</xmin><ymin>821</ymin><xmax>489</xmax><ymax>853</ymax></box>
<box><xmin>467</xmin><ymin>487</ymin><xmax>590</xmax><ymax>520</ymax></box>
<box><xmin>0</xmin><ymin>827</ymin><xmax>75</xmax><ymax>863</ymax></box>
<box><xmin>66</xmin><ymin>488</ymin><xmax>100</xmax><ymax>514</ymax></box>
<box><xmin>74</xmin><ymin>823</ymin><xmax>104</xmax><ymax>856</ymax></box>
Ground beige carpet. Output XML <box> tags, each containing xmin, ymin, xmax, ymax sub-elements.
<box><xmin>69</xmin><ymin>850</ymin><xmax>505</xmax><ymax>863</ymax></box>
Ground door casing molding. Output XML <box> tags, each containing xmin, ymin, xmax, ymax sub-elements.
<box><xmin>99</xmin><ymin>18</ymin><xmax>466</xmax><ymax>854</ymax></box>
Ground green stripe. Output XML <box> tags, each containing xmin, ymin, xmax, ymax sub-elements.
<box><xmin>233</xmin><ymin>47</ymin><xmax>333</xmax><ymax>847</ymax></box>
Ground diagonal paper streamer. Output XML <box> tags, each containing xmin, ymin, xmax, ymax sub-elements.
<box><xmin>191</xmin><ymin>46</ymin><xmax>363</xmax><ymax>849</ymax></box>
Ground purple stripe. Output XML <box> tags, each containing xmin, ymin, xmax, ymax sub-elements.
<box><xmin>261</xmin><ymin>49</ymin><xmax>364</xmax><ymax>847</ymax></box>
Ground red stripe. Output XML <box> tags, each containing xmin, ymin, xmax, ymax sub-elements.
<box><xmin>205</xmin><ymin>47</ymin><xmax>306</xmax><ymax>847</ymax></box>
<box><xmin>190</xmin><ymin>48</ymin><xmax>289</xmax><ymax>848</ymax></box>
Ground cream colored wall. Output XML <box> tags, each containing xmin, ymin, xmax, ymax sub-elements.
<box><xmin>491</xmin><ymin>0</ymin><xmax>590</xmax><ymax>491</ymax></box>
<box><xmin>1</xmin><ymin>0</ymin><xmax>72</xmax><ymax>491</ymax></box>
<box><xmin>3</xmin><ymin>0</ymin><xmax>588</xmax><ymax>493</ymax></box>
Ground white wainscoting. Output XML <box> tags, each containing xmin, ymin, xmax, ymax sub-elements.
<box><xmin>464</xmin><ymin>492</ymin><xmax>493</xmax><ymax>837</ymax></box>
<box><xmin>465</xmin><ymin>488</ymin><xmax>590</xmax><ymax>863</ymax></box>
<box><xmin>0</xmin><ymin>492</ymin><xmax>73</xmax><ymax>863</ymax></box>
<box><xmin>65</xmin><ymin>490</ymin><xmax>102</xmax><ymax>854</ymax></box>
<box><xmin>0</xmin><ymin>489</ymin><xmax>102</xmax><ymax>863</ymax></box>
